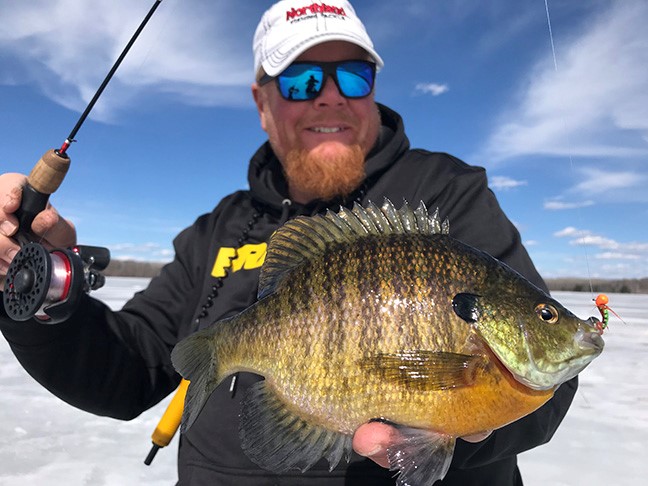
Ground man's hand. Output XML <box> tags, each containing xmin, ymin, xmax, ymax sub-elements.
<box><xmin>352</xmin><ymin>421</ymin><xmax>492</xmax><ymax>469</ymax></box>
<box><xmin>0</xmin><ymin>173</ymin><xmax>77</xmax><ymax>280</ymax></box>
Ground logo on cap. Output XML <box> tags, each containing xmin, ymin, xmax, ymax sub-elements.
<box><xmin>286</xmin><ymin>2</ymin><xmax>347</xmax><ymax>21</ymax></box>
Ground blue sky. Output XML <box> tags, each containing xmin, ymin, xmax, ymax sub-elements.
<box><xmin>1</xmin><ymin>0</ymin><xmax>647</xmax><ymax>280</ymax></box>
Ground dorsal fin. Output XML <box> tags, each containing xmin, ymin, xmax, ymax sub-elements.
<box><xmin>258</xmin><ymin>198</ymin><xmax>449</xmax><ymax>299</ymax></box>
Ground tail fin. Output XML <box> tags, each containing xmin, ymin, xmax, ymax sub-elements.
<box><xmin>171</xmin><ymin>326</ymin><xmax>223</xmax><ymax>432</ymax></box>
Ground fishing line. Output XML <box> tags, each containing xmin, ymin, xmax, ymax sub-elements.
<box><xmin>129</xmin><ymin>0</ymin><xmax>181</xmax><ymax>76</ymax></box>
<box><xmin>543</xmin><ymin>0</ymin><xmax>595</xmax><ymax>296</ymax></box>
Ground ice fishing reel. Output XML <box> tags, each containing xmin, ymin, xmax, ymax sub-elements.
<box><xmin>3</xmin><ymin>243</ymin><xmax>110</xmax><ymax>324</ymax></box>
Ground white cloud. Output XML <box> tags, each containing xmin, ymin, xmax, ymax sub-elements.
<box><xmin>414</xmin><ymin>83</ymin><xmax>449</xmax><ymax>96</ymax></box>
<box><xmin>480</xmin><ymin>0</ymin><xmax>648</xmax><ymax>162</ymax></box>
<box><xmin>0</xmin><ymin>0</ymin><xmax>255</xmax><ymax>120</ymax></box>
<box><xmin>595</xmin><ymin>252</ymin><xmax>641</xmax><ymax>260</ymax></box>
<box><xmin>555</xmin><ymin>226</ymin><xmax>648</xmax><ymax>255</ymax></box>
<box><xmin>554</xmin><ymin>227</ymin><xmax>617</xmax><ymax>249</ymax></box>
<box><xmin>550</xmin><ymin>226</ymin><xmax>648</xmax><ymax>278</ymax></box>
<box><xmin>490</xmin><ymin>175</ymin><xmax>527</xmax><ymax>190</ymax></box>
<box><xmin>544</xmin><ymin>199</ymin><xmax>594</xmax><ymax>210</ymax></box>
<box><xmin>572</xmin><ymin>235</ymin><xmax>618</xmax><ymax>249</ymax></box>
<box><xmin>571</xmin><ymin>167</ymin><xmax>648</xmax><ymax>200</ymax></box>
<box><xmin>545</xmin><ymin>166</ymin><xmax>648</xmax><ymax>205</ymax></box>
<box><xmin>625</xmin><ymin>242</ymin><xmax>648</xmax><ymax>252</ymax></box>
<box><xmin>554</xmin><ymin>227</ymin><xmax>589</xmax><ymax>238</ymax></box>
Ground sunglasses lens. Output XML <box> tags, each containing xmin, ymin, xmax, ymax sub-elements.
<box><xmin>336</xmin><ymin>61</ymin><xmax>375</xmax><ymax>98</ymax></box>
<box><xmin>274</xmin><ymin>61</ymin><xmax>375</xmax><ymax>101</ymax></box>
<box><xmin>276</xmin><ymin>64</ymin><xmax>323</xmax><ymax>100</ymax></box>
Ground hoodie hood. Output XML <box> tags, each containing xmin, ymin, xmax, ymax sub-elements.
<box><xmin>247</xmin><ymin>103</ymin><xmax>410</xmax><ymax>215</ymax></box>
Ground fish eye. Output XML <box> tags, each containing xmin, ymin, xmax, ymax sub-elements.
<box><xmin>535</xmin><ymin>303</ymin><xmax>559</xmax><ymax>324</ymax></box>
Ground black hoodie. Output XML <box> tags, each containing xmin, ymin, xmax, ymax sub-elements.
<box><xmin>1</xmin><ymin>104</ymin><xmax>577</xmax><ymax>485</ymax></box>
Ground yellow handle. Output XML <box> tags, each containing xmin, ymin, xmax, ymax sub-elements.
<box><xmin>151</xmin><ymin>378</ymin><xmax>190</xmax><ymax>447</ymax></box>
<box><xmin>144</xmin><ymin>379</ymin><xmax>189</xmax><ymax>465</ymax></box>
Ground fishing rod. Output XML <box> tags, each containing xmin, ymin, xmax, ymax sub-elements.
<box><xmin>3</xmin><ymin>0</ymin><xmax>164</xmax><ymax>323</ymax></box>
<box><xmin>3</xmin><ymin>0</ymin><xmax>189</xmax><ymax>466</ymax></box>
<box><xmin>15</xmin><ymin>0</ymin><xmax>163</xmax><ymax>243</ymax></box>
<box><xmin>4</xmin><ymin>0</ymin><xmax>189</xmax><ymax>466</ymax></box>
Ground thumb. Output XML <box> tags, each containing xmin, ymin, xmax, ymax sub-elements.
<box><xmin>31</xmin><ymin>206</ymin><xmax>77</xmax><ymax>248</ymax></box>
<box><xmin>353</xmin><ymin>421</ymin><xmax>397</xmax><ymax>469</ymax></box>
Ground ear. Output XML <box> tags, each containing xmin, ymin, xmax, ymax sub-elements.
<box><xmin>251</xmin><ymin>83</ymin><xmax>267</xmax><ymax>132</ymax></box>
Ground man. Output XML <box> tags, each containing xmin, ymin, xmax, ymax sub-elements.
<box><xmin>0</xmin><ymin>1</ymin><xmax>577</xmax><ymax>484</ymax></box>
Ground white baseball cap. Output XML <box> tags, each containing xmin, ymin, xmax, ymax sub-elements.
<box><xmin>253</xmin><ymin>0</ymin><xmax>384</xmax><ymax>77</ymax></box>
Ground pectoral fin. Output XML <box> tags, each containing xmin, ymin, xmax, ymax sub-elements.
<box><xmin>359</xmin><ymin>351</ymin><xmax>484</xmax><ymax>391</ymax></box>
<box><xmin>387</xmin><ymin>426</ymin><xmax>455</xmax><ymax>486</ymax></box>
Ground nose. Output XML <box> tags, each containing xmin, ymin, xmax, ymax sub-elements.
<box><xmin>315</xmin><ymin>76</ymin><xmax>346</xmax><ymax>107</ymax></box>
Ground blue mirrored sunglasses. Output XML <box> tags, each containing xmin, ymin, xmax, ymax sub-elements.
<box><xmin>259</xmin><ymin>60</ymin><xmax>376</xmax><ymax>101</ymax></box>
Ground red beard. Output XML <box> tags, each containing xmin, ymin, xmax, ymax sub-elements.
<box><xmin>282</xmin><ymin>144</ymin><xmax>365</xmax><ymax>202</ymax></box>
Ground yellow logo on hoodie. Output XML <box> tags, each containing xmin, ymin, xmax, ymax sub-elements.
<box><xmin>211</xmin><ymin>243</ymin><xmax>268</xmax><ymax>278</ymax></box>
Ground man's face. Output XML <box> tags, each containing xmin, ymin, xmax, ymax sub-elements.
<box><xmin>252</xmin><ymin>41</ymin><xmax>381</xmax><ymax>203</ymax></box>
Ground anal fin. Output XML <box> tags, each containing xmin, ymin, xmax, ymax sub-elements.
<box><xmin>388</xmin><ymin>427</ymin><xmax>455</xmax><ymax>486</ymax></box>
<box><xmin>239</xmin><ymin>380</ymin><xmax>352</xmax><ymax>473</ymax></box>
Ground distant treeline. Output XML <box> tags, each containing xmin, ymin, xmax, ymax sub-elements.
<box><xmin>105</xmin><ymin>260</ymin><xmax>648</xmax><ymax>294</ymax></box>
<box><xmin>104</xmin><ymin>260</ymin><xmax>166</xmax><ymax>278</ymax></box>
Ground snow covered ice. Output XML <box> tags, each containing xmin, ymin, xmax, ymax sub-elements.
<box><xmin>1</xmin><ymin>278</ymin><xmax>646</xmax><ymax>485</ymax></box>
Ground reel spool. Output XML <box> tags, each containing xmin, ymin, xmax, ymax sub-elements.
<box><xmin>3</xmin><ymin>243</ymin><xmax>110</xmax><ymax>324</ymax></box>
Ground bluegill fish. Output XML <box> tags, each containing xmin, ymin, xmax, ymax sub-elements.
<box><xmin>171</xmin><ymin>199</ymin><xmax>604</xmax><ymax>485</ymax></box>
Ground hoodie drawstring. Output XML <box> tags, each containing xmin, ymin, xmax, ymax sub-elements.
<box><xmin>279</xmin><ymin>199</ymin><xmax>292</xmax><ymax>225</ymax></box>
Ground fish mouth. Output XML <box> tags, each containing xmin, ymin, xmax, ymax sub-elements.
<box><xmin>503</xmin><ymin>317</ymin><xmax>605</xmax><ymax>391</ymax></box>
<box><xmin>575</xmin><ymin>318</ymin><xmax>606</xmax><ymax>352</ymax></box>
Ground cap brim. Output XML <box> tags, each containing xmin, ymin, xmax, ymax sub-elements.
<box><xmin>261</xmin><ymin>33</ymin><xmax>384</xmax><ymax>77</ymax></box>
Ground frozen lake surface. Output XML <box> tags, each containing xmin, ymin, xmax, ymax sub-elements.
<box><xmin>1</xmin><ymin>278</ymin><xmax>646</xmax><ymax>485</ymax></box>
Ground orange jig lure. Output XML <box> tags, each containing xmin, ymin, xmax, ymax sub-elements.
<box><xmin>594</xmin><ymin>294</ymin><xmax>624</xmax><ymax>334</ymax></box>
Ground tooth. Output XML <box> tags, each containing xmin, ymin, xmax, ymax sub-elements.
<box><xmin>313</xmin><ymin>127</ymin><xmax>341</xmax><ymax>133</ymax></box>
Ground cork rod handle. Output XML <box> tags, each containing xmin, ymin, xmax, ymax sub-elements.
<box><xmin>15</xmin><ymin>149</ymin><xmax>71</xmax><ymax>237</ymax></box>
<box><xmin>28</xmin><ymin>149</ymin><xmax>70</xmax><ymax>195</ymax></box>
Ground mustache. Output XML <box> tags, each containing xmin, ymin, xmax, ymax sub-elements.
<box><xmin>299</xmin><ymin>114</ymin><xmax>357</xmax><ymax>128</ymax></box>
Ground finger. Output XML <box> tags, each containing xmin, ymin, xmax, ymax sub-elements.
<box><xmin>0</xmin><ymin>186</ymin><xmax>23</xmax><ymax>238</ymax></box>
<box><xmin>1</xmin><ymin>185</ymin><xmax>24</xmax><ymax>215</ymax></box>
<box><xmin>0</xmin><ymin>238</ymin><xmax>20</xmax><ymax>278</ymax></box>
<box><xmin>1</xmin><ymin>243</ymin><xmax>19</xmax><ymax>264</ymax></box>
<box><xmin>0</xmin><ymin>217</ymin><xmax>18</xmax><ymax>238</ymax></box>
<box><xmin>31</xmin><ymin>207</ymin><xmax>77</xmax><ymax>248</ymax></box>
<box><xmin>352</xmin><ymin>422</ymin><xmax>396</xmax><ymax>468</ymax></box>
